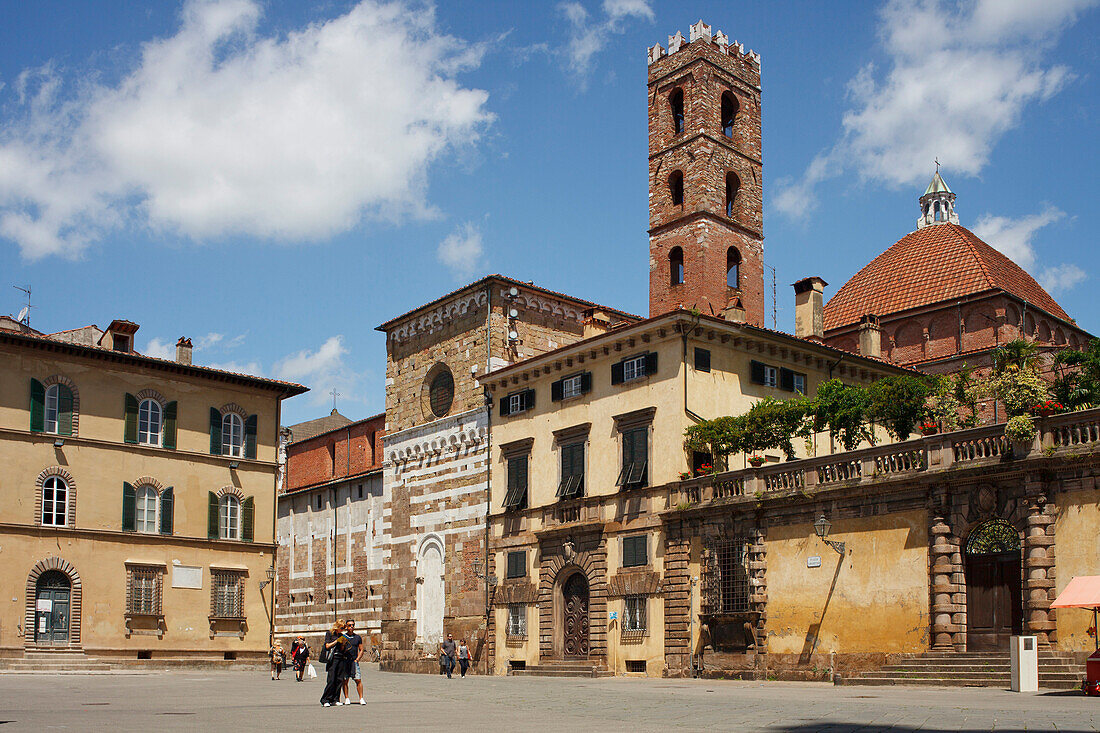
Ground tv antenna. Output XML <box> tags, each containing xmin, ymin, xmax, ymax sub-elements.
<box><xmin>763</xmin><ymin>264</ymin><xmax>777</xmax><ymax>329</ymax></box>
<box><xmin>13</xmin><ymin>285</ymin><xmax>32</xmax><ymax>326</ymax></box>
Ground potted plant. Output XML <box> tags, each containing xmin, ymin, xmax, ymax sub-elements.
<box><xmin>748</xmin><ymin>455</ymin><xmax>765</xmax><ymax>468</ymax></box>
<box><xmin>920</xmin><ymin>421</ymin><xmax>938</xmax><ymax>436</ymax></box>
<box><xmin>1004</xmin><ymin>414</ymin><xmax>1037</xmax><ymax>458</ymax></box>
<box><xmin>1032</xmin><ymin>399</ymin><xmax>1063</xmax><ymax>417</ymax></box>
<box><xmin>678</xmin><ymin>471</ymin><xmax>693</xmax><ymax>481</ymax></box>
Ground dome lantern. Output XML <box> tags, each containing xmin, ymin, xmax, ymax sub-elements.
<box><xmin>917</xmin><ymin>162</ymin><xmax>959</xmax><ymax>229</ymax></box>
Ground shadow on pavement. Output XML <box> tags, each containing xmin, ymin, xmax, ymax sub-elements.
<box><xmin>773</xmin><ymin>727</ymin><xmax>1094</xmax><ymax>733</ymax></box>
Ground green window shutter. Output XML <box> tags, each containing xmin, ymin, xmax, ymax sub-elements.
<box><xmin>162</xmin><ymin>401</ymin><xmax>178</xmax><ymax>449</ymax></box>
<box><xmin>209</xmin><ymin>408</ymin><xmax>222</xmax><ymax>455</ymax></box>
<box><xmin>159</xmin><ymin>487</ymin><xmax>174</xmax><ymax>535</ymax></box>
<box><xmin>551</xmin><ymin>379</ymin><xmax>563</xmax><ymax>402</ymax></box>
<box><xmin>750</xmin><ymin>361</ymin><xmax>766</xmax><ymax>385</ymax></box>
<box><xmin>56</xmin><ymin>384</ymin><xmax>74</xmax><ymax>436</ymax></box>
<box><xmin>30</xmin><ymin>379</ymin><xmax>45</xmax><ymax>432</ymax></box>
<box><xmin>779</xmin><ymin>368</ymin><xmax>794</xmax><ymax>392</ymax></box>
<box><xmin>645</xmin><ymin>352</ymin><xmax>658</xmax><ymax>376</ymax></box>
<box><xmin>580</xmin><ymin>371</ymin><xmax>592</xmax><ymax>394</ymax></box>
<box><xmin>244</xmin><ymin>414</ymin><xmax>258</xmax><ymax>459</ymax></box>
<box><xmin>122</xmin><ymin>482</ymin><xmax>136</xmax><ymax>531</ymax></box>
<box><xmin>611</xmin><ymin>362</ymin><xmax>625</xmax><ymax>385</ymax></box>
<box><xmin>124</xmin><ymin>393</ymin><xmax>139</xmax><ymax>443</ymax></box>
<box><xmin>208</xmin><ymin>492</ymin><xmax>219</xmax><ymax>539</ymax></box>
<box><xmin>241</xmin><ymin>496</ymin><xmax>255</xmax><ymax>542</ymax></box>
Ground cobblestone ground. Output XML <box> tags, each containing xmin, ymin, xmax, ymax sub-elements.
<box><xmin>0</xmin><ymin>666</ymin><xmax>1097</xmax><ymax>732</ymax></box>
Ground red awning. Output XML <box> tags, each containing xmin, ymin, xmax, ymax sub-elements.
<box><xmin>1051</xmin><ymin>576</ymin><xmax>1100</xmax><ymax>609</ymax></box>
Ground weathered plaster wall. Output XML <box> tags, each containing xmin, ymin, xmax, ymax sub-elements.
<box><xmin>1054</xmin><ymin>483</ymin><xmax>1100</xmax><ymax>652</ymax></box>
<box><xmin>765</xmin><ymin>511</ymin><xmax>929</xmax><ymax>657</ymax></box>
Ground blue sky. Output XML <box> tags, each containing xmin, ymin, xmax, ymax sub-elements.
<box><xmin>1</xmin><ymin>0</ymin><xmax>1097</xmax><ymax>425</ymax></box>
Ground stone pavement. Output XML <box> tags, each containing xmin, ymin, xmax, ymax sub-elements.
<box><xmin>0</xmin><ymin>665</ymin><xmax>1097</xmax><ymax>732</ymax></box>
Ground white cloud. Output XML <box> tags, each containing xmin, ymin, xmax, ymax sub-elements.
<box><xmin>275</xmin><ymin>335</ymin><xmax>363</xmax><ymax>406</ymax></box>
<box><xmin>971</xmin><ymin>206</ymin><xmax>1065</xmax><ymax>270</ymax></box>
<box><xmin>195</xmin><ymin>332</ymin><xmax>223</xmax><ymax>350</ymax></box>
<box><xmin>559</xmin><ymin>0</ymin><xmax>653</xmax><ymax>87</ymax></box>
<box><xmin>436</xmin><ymin>221</ymin><xmax>483</xmax><ymax>279</ymax></box>
<box><xmin>0</xmin><ymin>0</ymin><xmax>493</xmax><ymax>259</ymax></box>
<box><xmin>206</xmin><ymin>360</ymin><xmax>263</xmax><ymax>376</ymax></box>
<box><xmin>1038</xmin><ymin>263</ymin><xmax>1087</xmax><ymax>293</ymax></box>
<box><xmin>775</xmin><ymin>0</ymin><xmax>1096</xmax><ymax>219</ymax></box>
<box><xmin>142</xmin><ymin>337</ymin><xmax>176</xmax><ymax>359</ymax></box>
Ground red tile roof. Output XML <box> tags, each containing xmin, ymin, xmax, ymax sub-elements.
<box><xmin>823</xmin><ymin>223</ymin><xmax>1071</xmax><ymax>331</ymax></box>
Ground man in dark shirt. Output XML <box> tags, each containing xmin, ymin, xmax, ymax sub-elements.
<box><xmin>440</xmin><ymin>633</ymin><xmax>457</xmax><ymax>679</ymax></box>
<box><xmin>341</xmin><ymin>620</ymin><xmax>366</xmax><ymax>705</ymax></box>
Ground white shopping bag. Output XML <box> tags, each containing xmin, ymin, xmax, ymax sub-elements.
<box><xmin>307</xmin><ymin>663</ymin><xmax>317</xmax><ymax>679</ymax></box>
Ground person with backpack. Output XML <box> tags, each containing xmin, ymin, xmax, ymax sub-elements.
<box><xmin>270</xmin><ymin>640</ymin><xmax>286</xmax><ymax>680</ymax></box>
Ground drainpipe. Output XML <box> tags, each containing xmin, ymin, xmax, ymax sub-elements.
<box><xmin>483</xmin><ymin>283</ymin><xmax>493</xmax><ymax>674</ymax></box>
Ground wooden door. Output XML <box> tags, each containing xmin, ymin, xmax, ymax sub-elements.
<box><xmin>562</xmin><ymin>573</ymin><xmax>589</xmax><ymax>657</ymax></box>
<box><xmin>35</xmin><ymin>571</ymin><xmax>71</xmax><ymax>645</ymax></box>
<box><xmin>965</xmin><ymin>551</ymin><xmax>1022</xmax><ymax>651</ymax></box>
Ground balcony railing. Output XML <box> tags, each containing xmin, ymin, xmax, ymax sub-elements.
<box><xmin>667</xmin><ymin>407</ymin><xmax>1100</xmax><ymax>508</ymax></box>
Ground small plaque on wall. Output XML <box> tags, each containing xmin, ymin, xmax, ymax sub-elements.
<box><xmin>172</xmin><ymin>565</ymin><xmax>203</xmax><ymax>589</ymax></box>
<box><xmin>807</xmin><ymin>556</ymin><xmax>822</xmax><ymax>568</ymax></box>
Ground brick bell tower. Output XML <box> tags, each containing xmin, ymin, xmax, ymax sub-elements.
<box><xmin>647</xmin><ymin>21</ymin><xmax>764</xmax><ymax>324</ymax></box>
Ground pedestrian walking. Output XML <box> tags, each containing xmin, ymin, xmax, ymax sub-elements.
<box><xmin>290</xmin><ymin>636</ymin><xmax>310</xmax><ymax>682</ymax></box>
<box><xmin>440</xmin><ymin>633</ymin><xmax>457</xmax><ymax>679</ymax></box>
<box><xmin>319</xmin><ymin>621</ymin><xmax>350</xmax><ymax>707</ymax></box>
<box><xmin>340</xmin><ymin>619</ymin><xmax>367</xmax><ymax>705</ymax></box>
<box><xmin>457</xmin><ymin>639</ymin><xmax>471</xmax><ymax>677</ymax></box>
<box><xmin>270</xmin><ymin>640</ymin><xmax>285</xmax><ymax>680</ymax></box>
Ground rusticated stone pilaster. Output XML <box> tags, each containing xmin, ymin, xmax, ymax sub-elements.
<box><xmin>663</xmin><ymin>524</ymin><xmax>691</xmax><ymax>676</ymax></box>
<box><xmin>929</xmin><ymin>490</ymin><xmax>963</xmax><ymax>651</ymax></box>
<box><xmin>1024</xmin><ymin>495</ymin><xmax>1056</xmax><ymax>648</ymax></box>
<box><xmin>748</xmin><ymin>519</ymin><xmax>768</xmax><ymax>661</ymax></box>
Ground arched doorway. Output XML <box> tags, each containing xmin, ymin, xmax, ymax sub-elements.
<box><xmin>965</xmin><ymin>519</ymin><xmax>1023</xmax><ymax>651</ymax></box>
<box><xmin>562</xmin><ymin>572</ymin><xmax>589</xmax><ymax>657</ymax></box>
<box><xmin>416</xmin><ymin>537</ymin><xmax>444</xmax><ymax>647</ymax></box>
<box><xmin>35</xmin><ymin>571</ymin><xmax>71</xmax><ymax>645</ymax></box>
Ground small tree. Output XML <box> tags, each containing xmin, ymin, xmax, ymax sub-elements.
<box><xmin>1053</xmin><ymin>338</ymin><xmax>1100</xmax><ymax>410</ymax></box>
<box><xmin>738</xmin><ymin>397</ymin><xmax>811</xmax><ymax>460</ymax></box>
<box><xmin>684</xmin><ymin>415</ymin><xmax>744</xmax><ymax>471</ymax></box>
<box><xmin>810</xmin><ymin>379</ymin><xmax>874</xmax><ymax>451</ymax></box>
<box><xmin>991</xmin><ymin>338</ymin><xmax>1041</xmax><ymax>375</ymax></box>
<box><xmin>867</xmin><ymin>375</ymin><xmax>931</xmax><ymax>441</ymax></box>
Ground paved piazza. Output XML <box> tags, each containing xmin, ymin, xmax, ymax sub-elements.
<box><xmin>0</xmin><ymin>667</ymin><xmax>1097</xmax><ymax>731</ymax></box>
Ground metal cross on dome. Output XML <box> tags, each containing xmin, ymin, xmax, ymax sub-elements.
<box><xmin>935</xmin><ymin>157</ymin><xmax>940</xmax><ymax>172</ymax></box>
<box><xmin>330</xmin><ymin>388</ymin><xmax>340</xmax><ymax>411</ymax></box>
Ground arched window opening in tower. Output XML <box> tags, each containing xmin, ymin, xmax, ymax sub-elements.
<box><xmin>934</xmin><ymin>200</ymin><xmax>941</xmax><ymax>221</ymax></box>
<box><xmin>670</xmin><ymin>88</ymin><xmax>684</xmax><ymax>134</ymax></box>
<box><xmin>669</xmin><ymin>247</ymin><xmax>684</xmax><ymax>286</ymax></box>
<box><xmin>669</xmin><ymin>170</ymin><xmax>684</xmax><ymax>206</ymax></box>
<box><xmin>725</xmin><ymin>172</ymin><xmax>739</xmax><ymax>217</ymax></box>
<box><xmin>727</xmin><ymin>248</ymin><xmax>741</xmax><ymax>289</ymax></box>
<box><xmin>721</xmin><ymin>91</ymin><xmax>738</xmax><ymax>138</ymax></box>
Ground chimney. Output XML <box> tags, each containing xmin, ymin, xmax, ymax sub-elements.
<box><xmin>582</xmin><ymin>309</ymin><xmax>614</xmax><ymax>339</ymax></box>
<box><xmin>176</xmin><ymin>337</ymin><xmax>193</xmax><ymax>365</ymax></box>
<box><xmin>793</xmin><ymin>277</ymin><xmax>827</xmax><ymax>340</ymax></box>
<box><xmin>858</xmin><ymin>315</ymin><xmax>882</xmax><ymax>358</ymax></box>
<box><xmin>721</xmin><ymin>296</ymin><xmax>746</xmax><ymax>324</ymax></box>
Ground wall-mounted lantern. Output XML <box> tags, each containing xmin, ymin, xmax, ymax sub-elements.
<box><xmin>813</xmin><ymin>514</ymin><xmax>846</xmax><ymax>555</ymax></box>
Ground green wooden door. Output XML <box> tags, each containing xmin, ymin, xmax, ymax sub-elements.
<box><xmin>35</xmin><ymin>571</ymin><xmax>71</xmax><ymax>644</ymax></box>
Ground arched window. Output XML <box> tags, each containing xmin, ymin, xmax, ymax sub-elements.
<box><xmin>727</xmin><ymin>248</ymin><xmax>741</xmax><ymax>289</ymax></box>
<box><xmin>933</xmin><ymin>200</ymin><xmax>942</xmax><ymax>221</ymax></box>
<box><xmin>138</xmin><ymin>399</ymin><xmax>162</xmax><ymax>446</ymax></box>
<box><xmin>219</xmin><ymin>495</ymin><xmax>241</xmax><ymax>540</ymax></box>
<box><xmin>669</xmin><ymin>170</ymin><xmax>684</xmax><ymax>206</ymax></box>
<box><xmin>720</xmin><ymin>91</ymin><xmax>738</xmax><ymax>137</ymax></box>
<box><xmin>669</xmin><ymin>88</ymin><xmax>684</xmax><ymax>134</ymax></box>
<box><xmin>42</xmin><ymin>382</ymin><xmax>74</xmax><ymax>435</ymax></box>
<box><xmin>42</xmin><ymin>476</ymin><xmax>68</xmax><ymax>526</ymax></box>
<box><xmin>135</xmin><ymin>485</ymin><xmax>158</xmax><ymax>533</ymax></box>
<box><xmin>669</xmin><ymin>247</ymin><xmax>684</xmax><ymax>285</ymax></box>
<box><xmin>725</xmin><ymin>172</ymin><xmax>740</xmax><ymax>217</ymax></box>
<box><xmin>222</xmin><ymin>413</ymin><xmax>244</xmax><ymax>457</ymax></box>
<box><xmin>45</xmin><ymin>384</ymin><xmax>60</xmax><ymax>434</ymax></box>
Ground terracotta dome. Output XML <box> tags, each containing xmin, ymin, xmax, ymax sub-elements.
<box><xmin>823</xmin><ymin>223</ymin><xmax>1070</xmax><ymax>332</ymax></box>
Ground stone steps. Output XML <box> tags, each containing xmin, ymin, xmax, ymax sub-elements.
<box><xmin>510</xmin><ymin>661</ymin><xmax>612</xmax><ymax>678</ymax></box>
<box><xmin>846</xmin><ymin>652</ymin><xmax>1084</xmax><ymax>690</ymax></box>
<box><xmin>0</xmin><ymin>650</ymin><xmax>111</xmax><ymax>673</ymax></box>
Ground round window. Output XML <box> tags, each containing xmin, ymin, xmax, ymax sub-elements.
<box><xmin>428</xmin><ymin>367</ymin><xmax>455</xmax><ymax>418</ymax></box>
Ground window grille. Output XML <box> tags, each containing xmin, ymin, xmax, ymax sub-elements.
<box><xmin>211</xmin><ymin>570</ymin><xmax>244</xmax><ymax>618</ymax></box>
<box><xmin>623</xmin><ymin>596</ymin><xmax>646</xmax><ymax>633</ymax></box>
<box><xmin>128</xmin><ymin>565</ymin><xmax>162</xmax><ymax>615</ymax></box>
<box><xmin>703</xmin><ymin>538</ymin><xmax>750</xmax><ymax>614</ymax></box>
<box><xmin>506</xmin><ymin>604</ymin><xmax>526</xmax><ymax>637</ymax></box>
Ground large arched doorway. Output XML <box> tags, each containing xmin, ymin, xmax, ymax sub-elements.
<box><xmin>965</xmin><ymin>519</ymin><xmax>1023</xmax><ymax>651</ymax></box>
<box><xmin>562</xmin><ymin>572</ymin><xmax>590</xmax><ymax>657</ymax></box>
<box><xmin>35</xmin><ymin>571</ymin><xmax>71</xmax><ymax>645</ymax></box>
<box><xmin>416</xmin><ymin>537</ymin><xmax>444</xmax><ymax>647</ymax></box>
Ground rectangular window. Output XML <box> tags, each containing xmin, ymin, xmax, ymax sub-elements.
<box><xmin>501</xmin><ymin>389</ymin><xmax>535</xmax><ymax>417</ymax></box>
<box><xmin>128</xmin><ymin>565</ymin><xmax>163</xmax><ymax>616</ymax></box>
<box><xmin>561</xmin><ymin>374</ymin><xmax>583</xmax><ymax>400</ymax></box>
<box><xmin>506</xmin><ymin>604</ymin><xmax>527</xmax><ymax>638</ymax></box>
<box><xmin>211</xmin><ymin>570</ymin><xmax>244</xmax><ymax>618</ymax></box>
<box><xmin>622</xmin><ymin>355</ymin><xmax>647</xmax><ymax>382</ymax></box>
<box><xmin>763</xmin><ymin>365</ymin><xmax>778</xmax><ymax>388</ymax></box>
<box><xmin>557</xmin><ymin>442</ymin><xmax>585</xmax><ymax>499</ymax></box>
<box><xmin>508</xmin><ymin>393</ymin><xmax>523</xmax><ymax>415</ymax></box>
<box><xmin>623</xmin><ymin>534</ymin><xmax>648</xmax><ymax>568</ymax></box>
<box><xmin>506</xmin><ymin>551</ymin><xmax>526</xmax><ymax>579</ymax></box>
<box><xmin>793</xmin><ymin>373</ymin><xmax>806</xmax><ymax>395</ymax></box>
<box><xmin>706</xmin><ymin>538</ymin><xmax>750</xmax><ymax>614</ymax></box>
<box><xmin>623</xmin><ymin>596</ymin><xmax>647</xmax><ymax>633</ymax></box>
<box><xmin>503</xmin><ymin>455</ymin><xmax>529</xmax><ymax>509</ymax></box>
<box><xmin>616</xmin><ymin>427</ymin><xmax>648</xmax><ymax>488</ymax></box>
<box><xmin>694</xmin><ymin>347</ymin><xmax>711</xmax><ymax>373</ymax></box>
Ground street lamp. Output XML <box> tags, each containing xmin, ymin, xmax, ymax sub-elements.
<box><xmin>259</xmin><ymin>564</ymin><xmax>276</xmax><ymax>590</ymax></box>
<box><xmin>814</xmin><ymin>514</ymin><xmax>846</xmax><ymax>555</ymax></box>
<box><xmin>259</xmin><ymin>564</ymin><xmax>276</xmax><ymax>648</ymax></box>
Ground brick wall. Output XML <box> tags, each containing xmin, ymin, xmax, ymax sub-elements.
<box><xmin>285</xmin><ymin>414</ymin><xmax>385</xmax><ymax>492</ymax></box>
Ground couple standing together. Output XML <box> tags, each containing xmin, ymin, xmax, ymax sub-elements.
<box><xmin>320</xmin><ymin>619</ymin><xmax>367</xmax><ymax>707</ymax></box>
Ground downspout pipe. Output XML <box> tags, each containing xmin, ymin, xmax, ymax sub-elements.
<box><xmin>483</xmin><ymin>283</ymin><xmax>493</xmax><ymax>674</ymax></box>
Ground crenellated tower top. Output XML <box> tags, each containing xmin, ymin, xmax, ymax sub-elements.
<box><xmin>647</xmin><ymin>20</ymin><xmax>761</xmax><ymax>67</ymax></box>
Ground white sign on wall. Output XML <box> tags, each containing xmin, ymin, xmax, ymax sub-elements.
<box><xmin>807</xmin><ymin>556</ymin><xmax>822</xmax><ymax>568</ymax></box>
<box><xmin>36</xmin><ymin>599</ymin><xmax>52</xmax><ymax>612</ymax></box>
<box><xmin>172</xmin><ymin>565</ymin><xmax>203</xmax><ymax>589</ymax></box>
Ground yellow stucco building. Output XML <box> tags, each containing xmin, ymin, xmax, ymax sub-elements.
<box><xmin>0</xmin><ymin>316</ymin><xmax>305</xmax><ymax>664</ymax></box>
